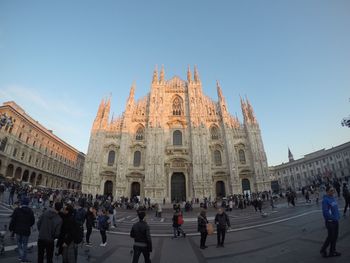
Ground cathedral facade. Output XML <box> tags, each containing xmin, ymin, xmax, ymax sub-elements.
<box><xmin>82</xmin><ymin>66</ymin><xmax>270</xmax><ymax>202</ymax></box>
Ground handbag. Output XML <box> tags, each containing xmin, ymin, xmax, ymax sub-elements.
<box><xmin>206</xmin><ymin>223</ymin><xmax>214</xmax><ymax>235</ymax></box>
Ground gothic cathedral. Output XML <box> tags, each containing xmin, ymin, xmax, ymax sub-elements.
<box><xmin>82</xmin><ymin>66</ymin><xmax>270</xmax><ymax>202</ymax></box>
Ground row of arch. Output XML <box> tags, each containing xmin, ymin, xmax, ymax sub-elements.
<box><xmin>0</xmin><ymin>161</ymin><xmax>78</xmax><ymax>189</ymax></box>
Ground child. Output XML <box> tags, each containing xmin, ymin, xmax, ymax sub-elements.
<box><xmin>98</xmin><ymin>209</ymin><xmax>110</xmax><ymax>246</ymax></box>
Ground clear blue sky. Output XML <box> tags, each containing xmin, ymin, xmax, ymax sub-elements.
<box><xmin>0</xmin><ymin>0</ymin><xmax>349</xmax><ymax>165</ymax></box>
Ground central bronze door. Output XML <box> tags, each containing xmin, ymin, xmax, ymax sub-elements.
<box><xmin>131</xmin><ymin>182</ymin><xmax>141</xmax><ymax>198</ymax></box>
<box><xmin>171</xmin><ymin>173</ymin><xmax>186</xmax><ymax>202</ymax></box>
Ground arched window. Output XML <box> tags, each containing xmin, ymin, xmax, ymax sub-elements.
<box><xmin>136</xmin><ymin>127</ymin><xmax>144</xmax><ymax>141</ymax></box>
<box><xmin>239</xmin><ymin>149</ymin><xmax>246</xmax><ymax>164</ymax></box>
<box><xmin>210</xmin><ymin>126</ymin><xmax>219</xmax><ymax>140</ymax></box>
<box><xmin>214</xmin><ymin>150</ymin><xmax>222</xmax><ymax>166</ymax></box>
<box><xmin>107</xmin><ymin>150</ymin><xmax>115</xmax><ymax>166</ymax></box>
<box><xmin>172</xmin><ymin>97</ymin><xmax>183</xmax><ymax>116</ymax></box>
<box><xmin>133</xmin><ymin>151</ymin><xmax>141</xmax><ymax>167</ymax></box>
<box><xmin>173</xmin><ymin>130</ymin><xmax>182</xmax><ymax>145</ymax></box>
<box><xmin>0</xmin><ymin>137</ymin><xmax>7</xmax><ymax>151</ymax></box>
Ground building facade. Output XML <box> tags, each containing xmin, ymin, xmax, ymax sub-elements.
<box><xmin>0</xmin><ymin>101</ymin><xmax>85</xmax><ymax>190</ymax></box>
<box><xmin>270</xmin><ymin>142</ymin><xmax>350</xmax><ymax>190</ymax></box>
<box><xmin>82</xmin><ymin>66</ymin><xmax>270</xmax><ymax>202</ymax></box>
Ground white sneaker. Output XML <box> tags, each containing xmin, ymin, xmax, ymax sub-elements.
<box><xmin>100</xmin><ymin>242</ymin><xmax>107</xmax><ymax>247</ymax></box>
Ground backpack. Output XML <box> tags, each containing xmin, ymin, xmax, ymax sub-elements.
<box><xmin>177</xmin><ymin>214</ymin><xmax>184</xmax><ymax>225</ymax></box>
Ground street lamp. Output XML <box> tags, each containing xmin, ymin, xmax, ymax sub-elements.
<box><xmin>0</xmin><ymin>113</ymin><xmax>14</xmax><ymax>130</ymax></box>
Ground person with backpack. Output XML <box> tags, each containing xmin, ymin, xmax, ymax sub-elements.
<box><xmin>172</xmin><ymin>209</ymin><xmax>186</xmax><ymax>238</ymax></box>
<box><xmin>9</xmin><ymin>197</ymin><xmax>35</xmax><ymax>263</ymax></box>
<box><xmin>37</xmin><ymin>202</ymin><xmax>63</xmax><ymax>263</ymax></box>
<box><xmin>57</xmin><ymin>204</ymin><xmax>80</xmax><ymax>263</ymax></box>
<box><xmin>214</xmin><ymin>207</ymin><xmax>231</xmax><ymax>247</ymax></box>
<box><xmin>98</xmin><ymin>209</ymin><xmax>109</xmax><ymax>247</ymax></box>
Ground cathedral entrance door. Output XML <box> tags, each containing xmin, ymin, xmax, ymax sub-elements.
<box><xmin>216</xmin><ymin>181</ymin><xmax>226</xmax><ymax>198</ymax></box>
<box><xmin>131</xmin><ymin>182</ymin><xmax>141</xmax><ymax>198</ymax></box>
<box><xmin>104</xmin><ymin>180</ymin><xmax>113</xmax><ymax>195</ymax></box>
<box><xmin>242</xmin><ymin>178</ymin><xmax>251</xmax><ymax>196</ymax></box>
<box><xmin>171</xmin><ymin>173</ymin><xmax>186</xmax><ymax>202</ymax></box>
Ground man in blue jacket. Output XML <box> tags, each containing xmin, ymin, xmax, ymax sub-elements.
<box><xmin>320</xmin><ymin>186</ymin><xmax>341</xmax><ymax>258</ymax></box>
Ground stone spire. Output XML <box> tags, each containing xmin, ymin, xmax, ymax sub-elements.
<box><xmin>246</xmin><ymin>96</ymin><xmax>257</xmax><ymax>124</ymax></box>
<box><xmin>288</xmin><ymin>148</ymin><xmax>294</xmax><ymax>162</ymax></box>
<box><xmin>216</xmin><ymin>81</ymin><xmax>224</xmax><ymax>101</ymax></box>
<box><xmin>240</xmin><ymin>96</ymin><xmax>249</xmax><ymax>123</ymax></box>
<box><xmin>92</xmin><ymin>98</ymin><xmax>106</xmax><ymax>131</ymax></box>
<box><xmin>152</xmin><ymin>65</ymin><xmax>158</xmax><ymax>84</ymax></box>
<box><xmin>101</xmin><ymin>95</ymin><xmax>111</xmax><ymax>129</ymax></box>
<box><xmin>127</xmin><ymin>82</ymin><xmax>135</xmax><ymax>105</ymax></box>
<box><xmin>159</xmin><ymin>65</ymin><xmax>165</xmax><ymax>83</ymax></box>
<box><xmin>194</xmin><ymin>65</ymin><xmax>200</xmax><ymax>83</ymax></box>
<box><xmin>187</xmin><ymin>65</ymin><xmax>192</xmax><ymax>83</ymax></box>
<box><xmin>96</xmin><ymin>98</ymin><xmax>106</xmax><ymax>119</ymax></box>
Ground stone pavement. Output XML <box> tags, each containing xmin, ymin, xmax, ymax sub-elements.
<box><xmin>1</xmin><ymin>198</ymin><xmax>349</xmax><ymax>263</ymax></box>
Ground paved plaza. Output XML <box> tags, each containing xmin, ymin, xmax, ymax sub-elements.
<box><xmin>0</xmin><ymin>194</ymin><xmax>349</xmax><ymax>263</ymax></box>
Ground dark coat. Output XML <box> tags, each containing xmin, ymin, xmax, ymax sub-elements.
<box><xmin>57</xmin><ymin>214</ymin><xmax>77</xmax><ymax>247</ymax></box>
<box><xmin>214</xmin><ymin>212</ymin><xmax>231</xmax><ymax>229</ymax></box>
<box><xmin>197</xmin><ymin>215</ymin><xmax>208</xmax><ymax>233</ymax></box>
<box><xmin>37</xmin><ymin>209</ymin><xmax>62</xmax><ymax>241</ymax></box>
<box><xmin>85</xmin><ymin>209</ymin><xmax>96</xmax><ymax>227</ymax></box>
<box><xmin>130</xmin><ymin>220</ymin><xmax>152</xmax><ymax>252</ymax></box>
<box><xmin>9</xmin><ymin>206</ymin><xmax>35</xmax><ymax>236</ymax></box>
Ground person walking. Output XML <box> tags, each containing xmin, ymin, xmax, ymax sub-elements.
<box><xmin>85</xmin><ymin>206</ymin><xmax>96</xmax><ymax>246</ymax></box>
<box><xmin>320</xmin><ymin>186</ymin><xmax>341</xmax><ymax>258</ymax></box>
<box><xmin>197</xmin><ymin>210</ymin><xmax>208</xmax><ymax>249</ymax></box>
<box><xmin>9</xmin><ymin>197</ymin><xmax>35</xmax><ymax>263</ymax></box>
<box><xmin>37</xmin><ymin>202</ymin><xmax>63</xmax><ymax>263</ymax></box>
<box><xmin>130</xmin><ymin>210</ymin><xmax>152</xmax><ymax>263</ymax></box>
<box><xmin>342</xmin><ymin>183</ymin><xmax>350</xmax><ymax>217</ymax></box>
<box><xmin>172</xmin><ymin>209</ymin><xmax>185</xmax><ymax>238</ymax></box>
<box><xmin>214</xmin><ymin>208</ymin><xmax>231</xmax><ymax>247</ymax></box>
<box><xmin>98</xmin><ymin>209</ymin><xmax>109</xmax><ymax>247</ymax></box>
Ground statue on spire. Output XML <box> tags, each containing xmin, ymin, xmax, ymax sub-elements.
<box><xmin>152</xmin><ymin>65</ymin><xmax>158</xmax><ymax>84</ymax></box>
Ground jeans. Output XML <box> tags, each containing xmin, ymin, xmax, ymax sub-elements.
<box><xmin>217</xmin><ymin>227</ymin><xmax>226</xmax><ymax>245</ymax></box>
<box><xmin>100</xmin><ymin>230</ymin><xmax>107</xmax><ymax>244</ymax></box>
<box><xmin>16</xmin><ymin>235</ymin><xmax>29</xmax><ymax>261</ymax></box>
<box><xmin>200</xmin><ymin>231</ymin><xmax>207</xmax><ymax>248</ymax></box>
<box><xmin>37</xmin><ymin>239</ymin><xmax>54</xmax><ymax>263</ymax></box>
<box><xmin>321</xmin><ymin>221</ymin><xmax>339</xmax><ymax>255</ymax></box>
<box><xmin>132</xmin><ymin>245</ymin><xmax>151</xmax><ymax>263</ymax></box>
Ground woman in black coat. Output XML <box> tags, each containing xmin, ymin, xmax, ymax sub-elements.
<box><xmin>197</xmin><ymin>210</ymin><xmax>208</xmax><ymax>249</ymax></box>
